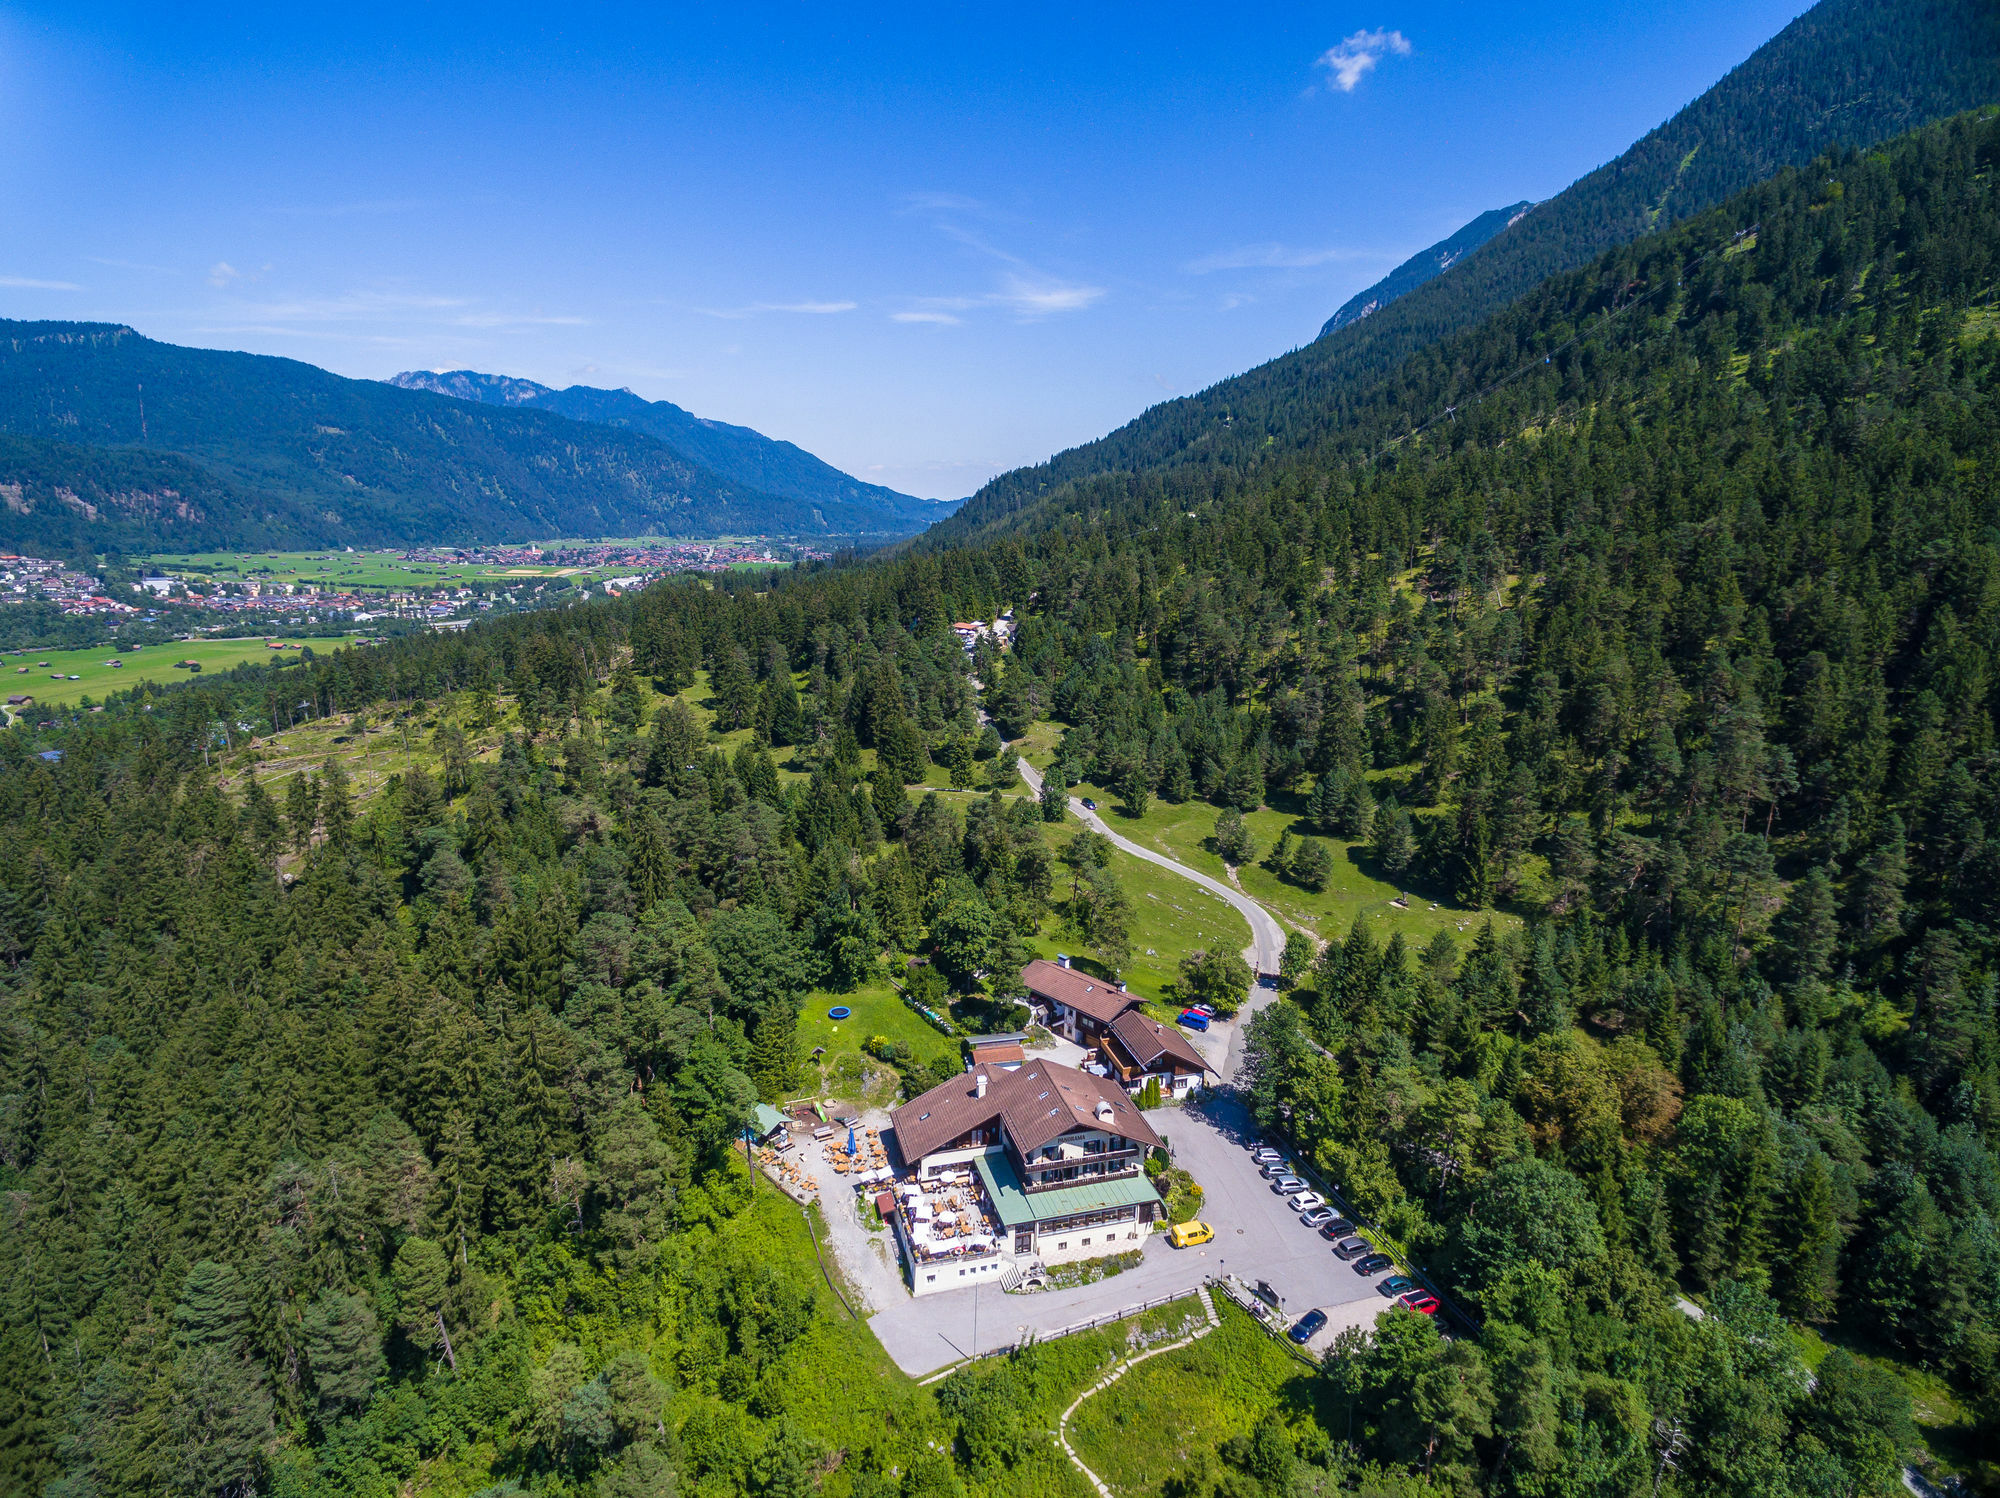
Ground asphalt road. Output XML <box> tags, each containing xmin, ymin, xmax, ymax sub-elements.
<box><xmin>1012</xmin><ymin>756</ymin><xmax>1288</xmax><ymax>1080</ymax></box>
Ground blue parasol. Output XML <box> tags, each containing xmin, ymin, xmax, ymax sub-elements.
<box><xmin>847</xmin><ymin>1124</ymin><xmax>857</xmax><ymax>1156</ymax></box>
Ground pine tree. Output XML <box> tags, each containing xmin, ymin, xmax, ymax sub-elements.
<box><xmin>1773</xmin><ymin>1153</ymin><xmax>1841</xmax><ymax>1322</ymax></box>
<box><xmin>391</xmin><ymin>1237</ymin><xmax>457</xmax><ymax>1371</ymax></box>
<box><xmin>1851</xmin><ymin>813</ymin><xmax>1909</xmax><ymax>945</ymax></box>
<box><xmin>627</xmin><ymin>804</ymin><xmax>671</xmax><ymax>913</ymax></box>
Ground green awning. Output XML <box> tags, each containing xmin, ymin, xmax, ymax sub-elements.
<box><xmin>973</xmin><ymin>1150</ymin><xmax>1161</xmax><ymax>1228</ymax></box>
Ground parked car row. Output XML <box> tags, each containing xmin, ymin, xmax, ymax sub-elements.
<box><xmin>1249</xmin><ymin>1134</ymin><xmax>1440</xmax><ymax>1336</ymax></box>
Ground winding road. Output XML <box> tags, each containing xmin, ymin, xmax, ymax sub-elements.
<box><xmin>1013</xmin><ymin>756</ymin><xmax>1288</xmax><ymax>1079</ymax></box>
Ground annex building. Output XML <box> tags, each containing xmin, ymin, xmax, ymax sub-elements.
<box><xmin>1020</xmin><ymin>957</ymin><xmax>1212</xmax><ymax>1098</ymax></box>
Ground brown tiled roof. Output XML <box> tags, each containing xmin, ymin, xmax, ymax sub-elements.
<box><xmin>889</xmin><ymin>1069</ymin><xmax>1003</xmax><ymax>1165</ymax></box>
<box><xmin>1020</xmin><ymin>959</ymin><xmax>1136</xmax><ymax>1025</ymax></box>
<box><xmin>969</xmin><ymin>1041</ymin><xmax>1025</xmax><ymax>1064</ymax></box>
<box><xmin>997</xmin><ymin>1060</ymin><xmax>1162</xmax><ymax>1156</ymax></box>
<box><xmin>889</xmin><ymin>1058</ymin><xmax>1162</xmax><ymax>1165</ymax></box>
<box><xmin>1107</xmin><ymin>1009</ymin><xmax>1210</xmax><ymax>1074</ymax></box>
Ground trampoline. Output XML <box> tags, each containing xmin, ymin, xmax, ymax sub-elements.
<box><xmin>827</xmin><ymin>1006</ymin><xmax>853</xmax><ymax>1020</ymax></box>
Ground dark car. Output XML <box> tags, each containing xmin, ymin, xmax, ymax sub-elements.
<box><xmin>1080</xmin><ymin>798</ymin><xmax>1097</xmax><ymax>810</ymax></box>
<box><xmin>1332</xmin><ymin>1235</ymin><xmax>1371</xmax><ymax>1259</ymax></box>
<box><xmin>1256</xmin><ymin>973</ymin><xmax>1280</xmax><ymax>989</ymax></box>
<box><xmin>1178</xmin><ymin>1010</ymin><xmax>1211</xmax><ymax>1031</ymax></box>
<box><xmin>1378</xmin><ymin>1275</ymin><xmax>1417</xmax><ymax>1298</ymax></box>
<box><xmin>1354</xmin><ymin>1253</ymin><xmax>1394</xmax><ymax>1276</ymax></box>
<box><xmin>1287</xmin><ymin>1309</ymin><xmax>1328</xmax><ymax>1345</ymax></box>
<box><xmin>1317</xmin><ymin>1218</ymin><xmax>1357</xmax><ymax>1241</ymax></box>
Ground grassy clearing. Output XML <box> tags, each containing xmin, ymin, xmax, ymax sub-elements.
<box><xmin>1066</xmin><ymin>1298</ymin><xmax>1318</xmax><ymax>1498</ymax></box>
<box><xmin>1789</xmin><ymin>1323</ymin><xmax>1991</xmax><ymax>1489</ymax></box>
<box><xmin>4</xmin><ymin>635</ymin><xmax>350</xmax><ymax>711</ymax></box>
<box><xmin>1023</xmin><ymin>843</ymin><xmax>1251</xmax><ymax>1008</ymax></box>
<box><xmin>1063</xmin><ymin>771</ymin><xmax>1506</xmax><ymax>952</ymax></box>
<box><xmin>797</xmin><ymin>976</ymin><xmax>960</xmax><ymax>1093</ymax></box>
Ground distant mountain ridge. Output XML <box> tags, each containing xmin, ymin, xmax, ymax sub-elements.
<box><xmin>0</xmin><ymin>322</ymin><xmax>948</xmax><ymax>552</ymax></box>
<box><xmin>1319</xmin><ymin>202</ymin><xmax>1534</xmax><ymax>338</ymax></box>
<box><xmin>924</xmin><ymin>0</ymin><xmax>2000</xmax><ymax>547</ymax></box>
<box><xmin>387</xmin><ymin>369</ymin><xmax>950</xmax><ymax>529</ymax></box>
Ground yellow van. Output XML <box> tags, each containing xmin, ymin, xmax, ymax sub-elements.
<box><xmin>1168</xmin><ymin>1220</ymin><xmax>1215</xmax><ymax>1248</ymax></box>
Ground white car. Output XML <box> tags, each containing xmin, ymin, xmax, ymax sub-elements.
<box><xmin>1289</xmin><ymin>1192</ymin><xmax>1326</xmax><ymax>1213</ymax></box>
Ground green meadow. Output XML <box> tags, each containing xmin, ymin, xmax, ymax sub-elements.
<box><xmin>2</xmin><ymin>636</ymin><xmax>343</xmax><ymax>710</ymax></box>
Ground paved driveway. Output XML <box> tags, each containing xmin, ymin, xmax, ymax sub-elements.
<box><xmin>1145</xmin><ymin>1093</ymin><xmax>1390</xmax><ymax>1355</ymax></box>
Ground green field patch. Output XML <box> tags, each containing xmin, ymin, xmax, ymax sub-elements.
<box><xmin>3</xmin><ymin>635</ymin><xmax>344</xmax><ymax>710</ymax></box>
<box><xmin>1063</xmin><ymin>772</ymin><xmax>1501</xmax><ymax>951</ymax></box>
<box><xmin>1066</xmin><ymin>1297</ymin><xmax>1318</xmax><ymax>1498</ymax></box>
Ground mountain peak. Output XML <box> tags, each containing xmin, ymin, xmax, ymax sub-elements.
<box><xmin>388</xmin><ymin>368</ymin><xmax>954</xmax><ymax>523</ymax></box>
<box><xmin>1319</xmin><ymin>201</ymin><xmax>1536</xmax><ymax>339</ymax></box>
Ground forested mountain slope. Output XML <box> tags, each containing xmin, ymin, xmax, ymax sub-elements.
<box><xmin>0</xmin><ymin>323</ymin><xmax>933</xmax><ymax>551</ymax></box>
<box><xmin>389</xmin><ymin>369</ymin><xmax>956</xmax><ymax>530</ymax></box>
<box><xmin>4</xmin><ymin>108</ymin><xmax>2000</xmax><ymax>1498</ymax></box>
<box><xmin>928</xmin><ymin>0</ymin><xmax>2000</xmax><ymax>545</ymax></box>
<box><xmin>1318</xmin><ymin>201</ymin><xmax>1534</xmax><ymax>338</ymax></box>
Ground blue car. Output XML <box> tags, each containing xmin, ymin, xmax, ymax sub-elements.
<box><xmin>1288</xmin><ymin>1309</ymin><xmax>1327</xmax><ymax>1345</ymax></box>
<box><xmin>1178</xmin><ymin>1010</ymin><xmax>1211</xmax><ymax>1031</ymax></box>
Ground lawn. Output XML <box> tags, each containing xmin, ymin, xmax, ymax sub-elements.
<box><xmin>1066</xmin><ymin>1297</ymin><xmax>1319</xmax><ymax>1498</ymax></box>
<box><xmin>1026</xmin><ymin>841</ymin><xmax>1252</xmax><ymax>1009</ymax></box>
<box><xmin>1056</xmin><ymin>769</ymin><xmax>1507</xmax><ymax>953</ymax></box>
<box><xmin>137</xmin><ymin>549</ymin><xmax>651</xmax><ymax>592</ymax></box>
<box><xmin>796</xmin><ymin>975</ymin><xmax>961</xmax><ymax>1105</ymax></box>
<box><xmin>2</xmin><ymin>635</ymin><xmax>350</xmax><ymax>710</ymax></box>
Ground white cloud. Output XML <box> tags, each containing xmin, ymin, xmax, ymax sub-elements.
<box><xmin>1315</xmin><ymin>28</ymin><xmax>1411</xmax><ymax>92</ymax></box>
<box><xmin>892</xmin><ymin>310</ymin><xmax>962</xmax><ymax>325</ymax></box>
<box><xmin>901</xmin><ymin>191</ymin><xmax>995</xmax><ymax>217</ymax></box>
<box><xmin>453</xmin><ymin>310</ymin><xmax>589</xmax><ymax>328</ymax></box>
<box><xmin>0</xmin><ymin>274</ymin><xmax>80</xmax><ymax>290</ymax></box>
<box><xmin>993</xmin><ymin>274</ymin><xmax>1103</xmax><ymax>317</ymax></box>
<box><xmin>1184</xmin><ymin>243</ymin><xmax>1378</xmax><ymax>274</ymax></box>
<box><xmin>208</xmin><ymin>261</ymin><xmax>241</xmax><ymax>288</ymax></box>
<box><xmin>699</xmin><ymin>299</ymin><xmax>856</xmax><ymax>320</ymax></box>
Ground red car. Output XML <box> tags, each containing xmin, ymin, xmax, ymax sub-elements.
<box><xmin>1399</xmin><ymin>1291</ymin><xmax>1441</xmax><ymax>1315</ymax></box>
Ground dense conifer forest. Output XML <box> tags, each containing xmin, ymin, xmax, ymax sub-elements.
<box><xmin>4</xmin><ymin>106</ymin><xmax>2000</xmax><ymax>1498</ymax></box>
<box><xmin>929</xmin><ymin>0</ymin><xmax>2000</xmax><ymax>545</ymax></box>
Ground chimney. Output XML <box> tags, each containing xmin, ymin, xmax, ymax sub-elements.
<box><xmin>1057</xmin><ymin>954</ymin><xmax>1072</xmax><ymax>969</ymax></box>
<box><xmin>1116</xmin><ymin>980</ymin><xmax>1127</xmax><ymax>992</ymax></box>
<box><xmin>975</xmin><ymin>1073</ymin><xmax>988</xmax><ymax>1099</ymax></box>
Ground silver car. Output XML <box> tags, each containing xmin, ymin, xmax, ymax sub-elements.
<box><xmin>1271</xmin><ymin>1175</ymin><xmax>1308</xmax><ymax>1195</ymax></box>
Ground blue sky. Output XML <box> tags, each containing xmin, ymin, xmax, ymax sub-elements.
<box><xmin>0</xmin><ymin>2</ymin><xmax>1808</xmax><ymax>499</ymax></box>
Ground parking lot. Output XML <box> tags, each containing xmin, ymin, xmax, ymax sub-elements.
<box><xmin>1145</xmin><ymin>1093</ymin><xmax>1392</xmax><ymax>1355</ymax></box>
<box><xmin>817</xmin><ymin>1086</ymin><xmax>1397</xmax><ymax>1374</ymax></box>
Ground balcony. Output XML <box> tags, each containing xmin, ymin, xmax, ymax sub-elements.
<box><xmin>1022</xmin><ymin>1157</ymin><xmax>1144</xmax><ymax>1194</ymax></box>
